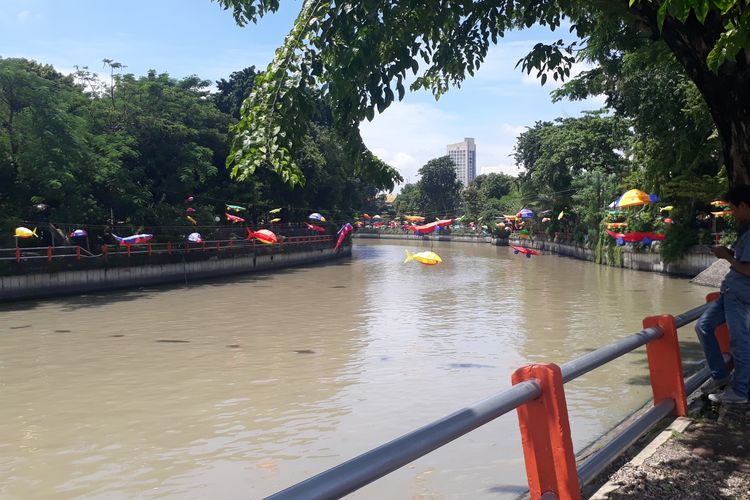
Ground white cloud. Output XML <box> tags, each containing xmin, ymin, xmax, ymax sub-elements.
<box><xmin>17</xmin><ymin>10</ymin><xmax>32</xmax><ymax>22</ymax></box>
<box><xmin>360</xmin><ymin>101</ymin><xmax>463</xmax><ymax>186</ymax></box>
<box><xmin>360</xmin><ymin>97</ymin><xmax>531</xmax><ymax>191</ymax></box>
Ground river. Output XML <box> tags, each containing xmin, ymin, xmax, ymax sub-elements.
<box><xmin>0</xmin><ymin>239</ymin><xmax>711</xmax><ymax>499</ymax></box>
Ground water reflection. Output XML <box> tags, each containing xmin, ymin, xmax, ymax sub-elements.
<box><xmin>0</xmin><ymin>239</ymin><xmax>710</xmax><ymax>498</ymax></box>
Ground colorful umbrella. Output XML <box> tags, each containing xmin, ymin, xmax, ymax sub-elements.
<box><xmin>517</xmin><ymin>208</ymin><xmax>534</xmax><ymax>219</ymax></box>
<box><xmin>615</xmin><ymin>189</ymin><xmax>655</xmax><ymax>208</ymax></box>
<box><xmin>309</xmin><ymin>212</ymin><xmax>326</xmax><ymax>222</ymax></box>
<box><xmin>188</xmin><ymin>232</ymin><xmax>203</xmax><ymax>243</ymax></box>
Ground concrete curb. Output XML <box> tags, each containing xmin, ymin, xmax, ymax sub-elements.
<box><xmin>588</xmin><ymin>416</ymin><xmax>693</xmax><ymax>499</ymax></box>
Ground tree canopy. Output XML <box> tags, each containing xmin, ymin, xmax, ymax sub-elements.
<box><xmin>0</xmin><ymin>57</ymin><xmax>397</xmax><ymax>245</ymax></box>
<box><xmin>214</xmin><ymin>0</ymin><xmax>750</xmax><ymax>186</ymax></box>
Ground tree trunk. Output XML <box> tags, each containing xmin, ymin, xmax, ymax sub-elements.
<box><xmin>630</xmin><ymin>5</ymin><xmax>750</xmax><ymax>187</ymax></box>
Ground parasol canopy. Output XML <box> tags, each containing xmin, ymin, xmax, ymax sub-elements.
<box><xmin>615</xmin><ymin>189</ymin><xmax>652</xmax><ymax>208</ymax></box>
<box><xmin>517</xmin><ymin>208</ymin><xmax>534</xmax><ymax>219</ymax></box>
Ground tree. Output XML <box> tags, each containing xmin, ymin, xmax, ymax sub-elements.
<box><xmin>394</xmin><ymin>183</ymin><xmax>423</xmax><ymax>217</ymax></box>
<box><xmin>214</xmin><ymin>66</ymin><xmax>259</xmax><ymax>118</ymax></box>
<box><xmin>462</xmin><ymin>173</ymin><xmax>517</xmax><ymax>221</ymax></box>
<box><xmin>554</xmin><ymin>43</ymin><xmax>723</xmax><ymax>199</ymax></box>
<box><xmin>0</xmin><ymin>58</ymin><xmax>98</xmax><ymax>221</ymax></box>
<box><xmin>513</xmin><ymin>112</ymin><xmax>632</xmax><ymax>212</ymax></box>
<box><xmin>416</xmin><ymin>156</ymin><xmax>462</xmax><ymax>217</ymax></box>
<box><xmin>214</xmin><ymin>0</ymin><xmax>750</xmax><ymax>187</ymax></box>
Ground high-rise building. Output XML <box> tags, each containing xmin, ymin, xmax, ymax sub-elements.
<box><xmin>446</xmin><ymin>138</ymin><xmax>476</xmax><ymax>186</ymax></box>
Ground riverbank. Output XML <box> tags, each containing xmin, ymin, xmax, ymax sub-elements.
<box><xmin>588</xmin><ymin>393</ymin><xmax>750</xmax><ymax>499</ymax></box>
<box><xmin>353</xmin><ymin>232</ymin><xmax>714</xmax><ymax>278</ymax></box>
<box><xmin>0</xmin><ymin>244</ymin><xmax>350</xmax><ymax>302</ymax></box>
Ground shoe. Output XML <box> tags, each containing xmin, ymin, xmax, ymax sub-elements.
<box><xmin>700</xmin><ymin>375</ymin><xmax>731</xmax><ymax>394</ymax></box>
<box><xmin>708</xmin><ymin>387</ymin><xmax>748</xmax><ymax>404</ymax></box>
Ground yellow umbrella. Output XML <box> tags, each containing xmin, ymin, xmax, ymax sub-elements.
<box><xmin>616</xmin><ymin>189</ymin><xmax>651</xmax><ymax>208</ymax></box>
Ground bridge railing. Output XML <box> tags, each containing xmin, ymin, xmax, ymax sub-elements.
<box><xmin>266</xmin><ymin>295</ymin><xmax>729</xmax><ymax>500</ymax></box>
<box><xmin>0</xmin><ymin>235</ymin><xmax>335</xmax><ymax>264</ymax></box>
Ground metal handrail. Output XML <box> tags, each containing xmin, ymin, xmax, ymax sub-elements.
<box><xmin>267</xmin><ymin>380</ymin><xmax>542</xmax><ymax>500</ymax></box>
<box><xmin>266</xmin><ymin>301</ymin><xmax>715</xmax><ymax>499</ymax></box>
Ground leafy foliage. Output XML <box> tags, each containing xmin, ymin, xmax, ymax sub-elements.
<box><xmin>416</xmin><ymin>156</ymin><xmax>462</xmax><ymax>217</ymax></box>
<box><xmin>214</xmin><ymin>0</ymin><xmax>750</xmax><ymax>186</ymax></box>
<box><xmin>0</xmin><ymin>58</ymin><xmax>400</xmax><ymax>245</ymax></box>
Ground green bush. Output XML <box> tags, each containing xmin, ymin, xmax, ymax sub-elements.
<box><xmin>659</xmin><ymin>223</ymin><xmax>698</xmax><ymax>263</ymax></box>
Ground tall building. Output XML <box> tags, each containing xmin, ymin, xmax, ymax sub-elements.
<box><xmin>446</xmin><ymin>138</ymin><xmax>476</xmax><ymax>186</ymax></box>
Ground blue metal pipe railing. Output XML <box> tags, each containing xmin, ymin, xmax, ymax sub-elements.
<box><xmin>265</xmin><ymin>302</ymin><xmax>714</xmax><ymax>499</ymax></box>
<box><xmin>560</xmin><ymin>327</ymin><xmax>661</xmax><ymax>383</ymax></box>
<box><xmin>266</xmin><ymin>380</ymin><xmax>541</xmax><ymax>500</ymax></box>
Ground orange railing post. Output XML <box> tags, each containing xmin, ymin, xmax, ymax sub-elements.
<box><xmin>76</xmin><ymin>246</ymin><xmax>81</xmax><ymax>260</ymax></box>
<box><xmin>512</xmin><ymin>363</ymin><xmax>580</xmax><ymax>500</ymax></box>
<box><xmin>147</xmin><ymin>243</ymin><xmax>152</xmax><ymax>256</ymax></box>
<box><xmin>706</xmin><ymin>292</ymin><xmax>731</xmax><ymax>354</ymax></box>
<box><xmin>47</xmin><ymin>246</ymin><xmax>53</xmax><ymax>262</ymax></box>
<box><xmin>642</xmin><ymin>314</ymin><xmax>687</xmax><ymax>416</ymax></box>
<box><xmin>15</xmin><ymin>247</ymin><xmax>20</xmax><ymax>263</ymax></box>
<box><xmin>167</xmin><ymin>241</ymin><xmax>172</xmax><ymax>255</ymax></box>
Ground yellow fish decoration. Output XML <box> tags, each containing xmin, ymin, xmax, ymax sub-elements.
<box><xmin>659</xmin><ymin>205</ymin><xmax>674</xmax><ymax>212</ymax></box>
<box><xmin>186</xmin><ymin>216</ymin><xmax>197</xmax><ymax>225</ymax></box>
<box><xmin>270</xmin><ymin>218</ymin><xmax>281</xmax><ymax>223</ymax></box>
<box><xmin>15</xmin><ymin>227</ymin><xmax>38</xmax><ymax>238</ymax></box>
<box><xmin>403</xmin><ymin>249</ymin><xmax>442</xmax><ymax>266</ymax></box>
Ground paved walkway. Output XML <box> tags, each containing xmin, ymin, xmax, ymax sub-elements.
<box><xmin>591</xmin><ymin>397</ymin><xmax>750</xmax><ymax>499</ymax></box>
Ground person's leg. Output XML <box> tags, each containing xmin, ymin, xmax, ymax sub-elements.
<box><xmin>694</xmin><ymin>295</ymin><xmax>731</xmax><ymax>380</ymax></box>
<box><xmin>724</xmin><ymin>294</ymin><xmax>750</xmax><ymax>398</ymax></box>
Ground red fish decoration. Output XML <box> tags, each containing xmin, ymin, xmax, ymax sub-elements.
<box><xmin>335</xmin><ymin>223</ymin><xmax>353</xmax><ymax>251</ymax></box>
<box><xmin>305</xmin><ymin>222</ymin><xmax>326</xmax><ymax>233</ymax></box>
<box><xmin>511</xmin><ymin>245</ymin><xmax>540</xmax><ymax>258</ymax></box>
<box><xmin>246</xmin><ymin>228</ymin><xmax>278</xmax><ymax>244</ymax></box>
<box><xmin>226</xmin><ymin>213</ymin><xmax>246</xmax><ymax>223</ymax></box>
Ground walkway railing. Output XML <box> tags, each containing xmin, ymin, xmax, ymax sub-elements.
<box><xmin>0</xmin><ymin>235</ymin><xmax>334</xmax><ymax>264</ymax></box>
<box><xmin>266</xmin><ymin>294</ymin><xmax>730</xmax><ymax>500</ymax></box>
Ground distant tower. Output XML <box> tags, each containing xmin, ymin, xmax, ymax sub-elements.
<box><xmin>446</xmin><ymin>138</ymin><xmax>476</xmax><ymax>186</ymax></box>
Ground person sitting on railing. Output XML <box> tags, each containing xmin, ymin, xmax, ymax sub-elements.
<box><xmin>695</xmin><ymin>185</ymin><xmax>750</xmax><ymax>405</ymax></box>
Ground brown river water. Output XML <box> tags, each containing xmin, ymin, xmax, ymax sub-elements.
<box><xmin>0</xmin><ymin>239</ymin><xmax>711</xmax><ymax>499</ymax></box>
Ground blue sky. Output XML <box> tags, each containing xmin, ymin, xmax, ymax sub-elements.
<box><xmin>1</xmin><ymin>0</ymin><xmax>603</xmax><ymax>188</ymax></box>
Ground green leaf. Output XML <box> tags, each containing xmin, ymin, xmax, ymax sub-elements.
<box><xmin>657</xmin><ymin>1</ymin><xmax>668</xmax><ymax>31</ymax></box>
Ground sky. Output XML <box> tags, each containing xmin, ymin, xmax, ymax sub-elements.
<box><xmin>0</xmin><ymin>0</ymin><xmax>604</xmax><ymax>189</ymax></box>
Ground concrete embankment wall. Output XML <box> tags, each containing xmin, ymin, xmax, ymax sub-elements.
<box><xmin>510</xmin><ymin>239</ymin><xmax>714</xmax><ymax>277</ymax></box>
<box><xmin>354</xmin><ymin>232</ymin><xmax>713</xmax><ymax>277</ymax></box>
<box><xmin>0</xmin><ymin>246</ymin><xmax>350</xmax><ymax>302</ymax></box>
